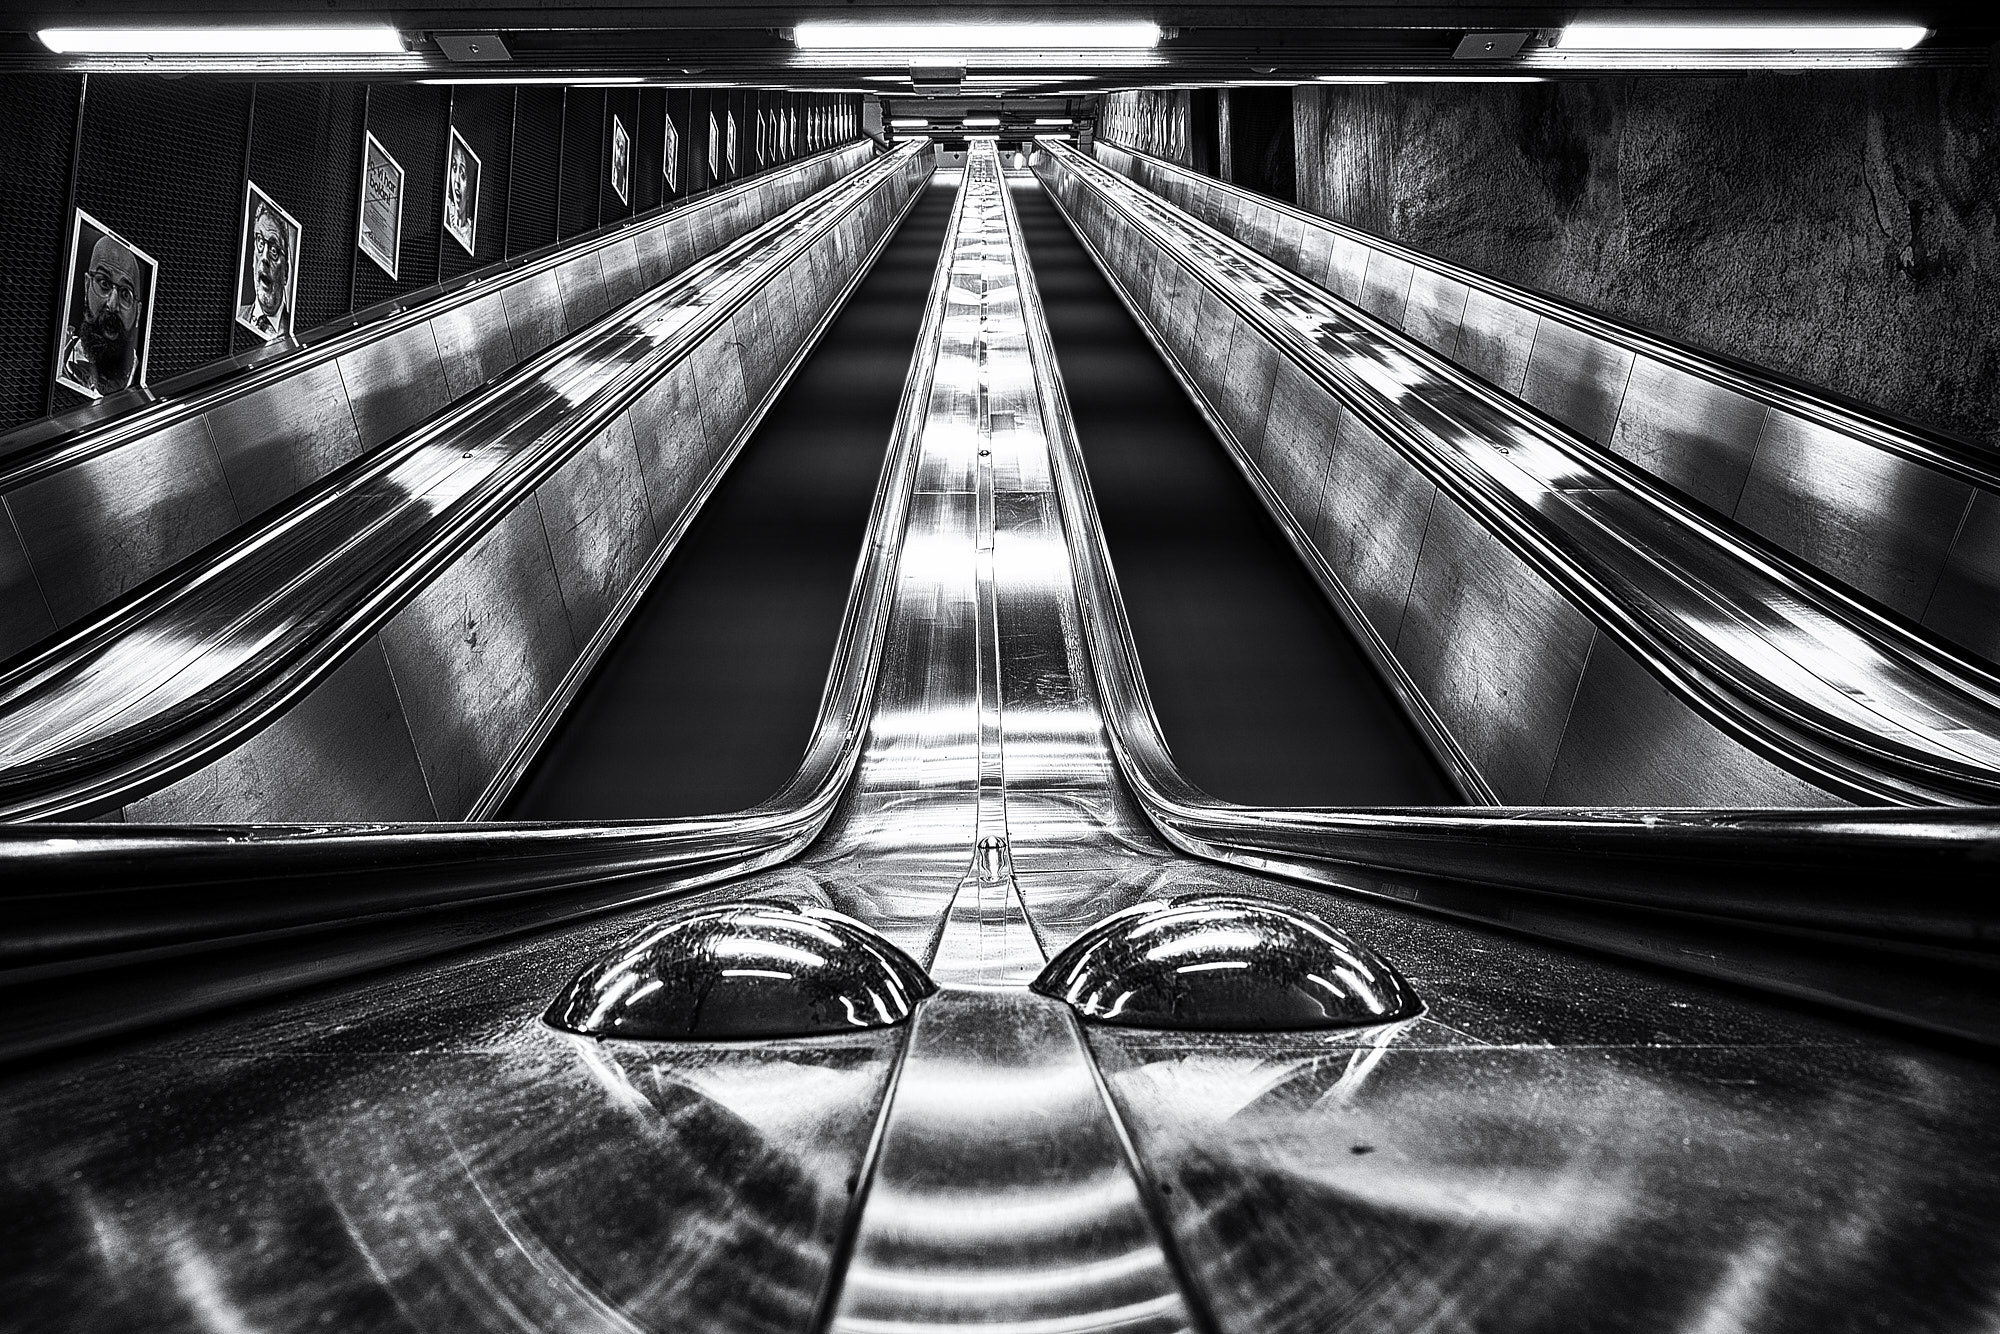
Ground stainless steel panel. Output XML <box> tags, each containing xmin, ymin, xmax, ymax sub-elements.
<box><xmin>499</xmin><ymin>269</ymin><xmax>566</xmax><ymax>360</ymax></box>
<box><xmin>1315</xmin><ymin>413</ymin><xmax>1439</xmax><ymax>647</ymax></box>
<box><xmin>126</xmin><ymin>637</ymin><xmax>437</xmax><ymax>821</ymax></box>
<box><xmin>1543</xmin><ymin>631</ymin><xmax>1836</xmax><ymax>806</ymax></box>
<box><xmin>1355</xmin><ymin>249</ymin><xmax>1417</xmax><ymax>326</ymax></box>
<box><xmin>624</xmin><ymin>358</ymin><xmax>715</xmax><ymax>530</ymax></box>
<box><xmin>1454</xmin><ymin>287</ymin><xmax>1540</xmax><ymax>395</ymax></box>
<box><xmin>201</xmin><ymin>359</ymin><xmax>365</xmax><ymax>517</ymax></box>
<box><xmin>1295</xmin><ymin>223</ymin><xmax>1335</xmax><ymax>297</ymax></box>
<box><xmin>335</xmin><ymin>322</ymin><xmax>451</xmax><ymax>449</ymax></box>
<box><xmin>594</xmin><ymin>235</ymin><xmax>645</xmax><ymax>311</ymax></box>
<box><xmin>427</xmin><ymin>290</ymin><xmax>519</xmax><ymax>401</ymax></box>
<box><xmin>0</xmin><ymin>507</ymin><xmax>55</xmax><ymax>661</ymax></box>
<box><xmin>1401</xmin><ymin>268</ymin><xmax>1470</xmax><ymax>358</ymax></box>
<box><xmin>1322</xmin><ymin>233</ymin><xmax>1371</xmax><ymax>303</ymax></box>
<box><xmin>379</xmin><ymin>501</ymin><xmax>577</xmax><ymax>818</ymax></box>
<box><xmin>1925</xmin><ymin>490</ymin><xmax>2000</xmax><ymax>663</ymax></box>
<box><xmin>828</xmin><ymin>990</ymin><xmax>1193</xmax><ymax>1334</ymax></box>
<box><xmin>1607</xmin><ymin>356</ymin><xmax>1767</xmax><ymax>517</ymax></box>
<box><xmin>6</xmin><ymin>418</ymin><xmax>241</xmax><ymax>627</ymax></box>
<box><xmin>1257</xmin><ymin>358</ymin><xmax>1340</xmax><ymax>541</ymax></box>
<box><xmin>552</xmin><ymin>251</ymin><xmax>612</xmax><ymax>332</ymax></box>
<box><xmin>1187</xmin><ymin>287</ymin><xmax>1236</xmax><ymax>402</ymax></box>
<box><xmin>1735</xmin><ymin>409</ymin><xmax>1974</xmax><ymax>619</ymax></box>
<box><xmin>1214</xmin><ymin>322</ymin><xmax>1281</xmax><ymax>463</ymax></box>
<box><xmin>1393</xmin><ymin>498</ymin><xmax>1596</xmax><ymax>801</ymax></box>
<box><xmin>1520</xmin><ymin>318</ymin><xmax>1637</xmax><ymax>446</ymax></box>
<box><xmin>686</xmin><ymin>327</ymin><xmax>751</xmax><ymax>468</ymax></box>
<box><xmin>631</xmin><ymin>219</ymin><xmax>673</xmax><ymax>287</ymax></box>
<box><xmin>533</xmin><ymin>413</ymin><xmax>660</xmax><ymax>647</ymax></box>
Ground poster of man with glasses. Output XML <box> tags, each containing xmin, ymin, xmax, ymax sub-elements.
<box><xmin>235</xmin><ymin>181</ymin><xmax>303</xmax><ymax>343</ymax></box>
<box><xmin>55</xmin><ymin>209</ymin><xmax>157</xmax><ymax>398</ymax></box>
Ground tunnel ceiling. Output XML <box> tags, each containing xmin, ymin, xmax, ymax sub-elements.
<box><xmin>2</xmin><ymin>1</ymin><xmax>1994</xmax><ymax>86</ymax></box>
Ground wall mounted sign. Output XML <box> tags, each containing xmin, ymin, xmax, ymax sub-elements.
<box><xmin>234</xmin><ymin>181</ymin><xmax>302</xmax><ymax>343</ymax></box>
<box><xmin>54</xmin><ymin>208</ymin><xmax>157</xmax><ymax>398</ymax></box>
<box><xmin>443</xmin><ymin>126</ymin><xmax>481</xmax><ymax>256</ymax></box>
<box><xmin>610</xmin><ymin>114</ymin><xmax>631</xmax><ymax>206</ymax></box>
<box><xmin>725</xmin><ymin>111</ymin><xmax>738</xmax><ymax>175</ymax></box>
<box><xmin>356</xmin><ymin>130</ymin><xmax>404</xmax><ymax>279</ymax></box>
<box><xmin>662</xmin><ymin>114</ymin><xmax>680</xmax><ymax>192</ymax></box>
<box><xmin>707</xmin><ymin>111</ymin><xmax>720</xmax><ymax>182</ymax></box>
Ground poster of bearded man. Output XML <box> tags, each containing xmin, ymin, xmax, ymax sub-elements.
<box><xmin>234</xmin><ymin>182</ymin><xmax>303</xmax><ymax>343</ymax></box>
<box><xmin>55</xmin><ymin>210</ymin><xmax>158</xmax><ymax>399</ymax></box>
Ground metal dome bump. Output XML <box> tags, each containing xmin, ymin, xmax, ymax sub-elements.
<box><xmin>546</xmin><ymin>900</ymin><xmax>936</xmax><ymax>1041</ymax></box>
<box><xmin>1030</xmin><ymin>894</ymin><xmax>1422</xmax><ymax>1031</ymax></box>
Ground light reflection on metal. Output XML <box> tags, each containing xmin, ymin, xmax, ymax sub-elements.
<box><xmin>1034</xmin><ymin>895</ymin><xmax>1422</xmax><ymax>1031</ymax></box>
<box><xmin>545</xmin><ymin>901</ymin><xmax>934</xmax><ymax>1040</ymax></box>
<box><xmin>1033</xmin><ymin>139</ymin><xmax>2000</xmax><ymax>807</ymax></box>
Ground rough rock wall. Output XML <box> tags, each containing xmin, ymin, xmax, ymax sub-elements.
<box><xmin>1294</xmin><ymin>74</ymin><xmax>2000</xmax><ymax>446</ymax></box>
<box><xmin>1101</xmin><ymin>89</ymin><xmax>1195</xmax><ymax>167</ymax></box>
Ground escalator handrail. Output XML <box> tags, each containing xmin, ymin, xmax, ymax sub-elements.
<box><xmin>1002</xmin><ymin>142</ymin><xmax>2000</xmax><ymax>1024</ymax></box>
<box><xmin>1089</xmin><ymin>135</ymin><xmax>2000</xmax><ymax>499</ymax></box>
<box><xmin>0</xmin><ymin>143</ymin><xmax>930</xmax><ymax>821</ymax></box>
<box><xmin>1036</xmin><ymin>140</ymin><xmax>2000</xmax><ymax>807</ymax></box>
<box><xmin>0</xmin><ymin>141</ymin><xmax>877</xmax><ymax>489</ymax></box>
<box><xmin>0</xmin><ymin>144</ymin><xmax>959</xmax><ymax>1065</ymax></box>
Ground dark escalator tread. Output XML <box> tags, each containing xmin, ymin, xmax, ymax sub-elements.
<box><xmin>505</xmin><ymin>184</ymin><xmax>960</xmax><ymax>819</ymax></box>
<box><xmin>1011</xmin><ymin>182</ymin><xmax>1457</xmax><ymax>807</ymax></box>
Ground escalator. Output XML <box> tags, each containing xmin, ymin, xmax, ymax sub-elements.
<box><xmin>507</xmin><ymin>183</ymin><xmax>959</xmax><ymax>819</ymax></box>
<box><xmin>1010</xmin><ymin>179</ymin><xmax>1455</xmax><ymax>807</ymax></box>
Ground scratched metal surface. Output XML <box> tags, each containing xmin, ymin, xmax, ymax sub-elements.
<box><xmin>3</xmin><ymin>147</ymin><xmax>1999</xmax><ymax>1334</ymax></box>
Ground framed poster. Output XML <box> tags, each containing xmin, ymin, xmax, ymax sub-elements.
<box><xmin>610</xmin><ymin>114</ymin><xmax>631</xmax><ymax>205</ymax></box>
<box><xmin>356</xmin><ymin>130</ymin><xmax>404</xmax><ymax>279</ymax></box>
<box><xmin>443</xmin><ymin>125</ymin><xmax>481</xmax><ymax>256</ymax></box>
<box><xmin>707</xmin><ymin>111</ymin><xmax>720</xmax><ymax>182</ymax></box>
<box><xmin>725</xmin><ymin>110</ymin><xmax>738</xmax><ymax>175</ymax></box>
<box><xmin>662</xmin><ymin>113</ymin><xmax>681</xmax><ymax>192</ymax></box>
<box><xmin>54</xmin><ymin>208</ymin><xmax>157</xmax><ymax>398</ymax></box>
<box><xmin>234</xmin><ymin>181</ymin><xmax>302</xmax><ymax>343</ymax></box>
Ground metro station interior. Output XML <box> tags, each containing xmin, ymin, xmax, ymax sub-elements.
<box><xmin>3</xmin><ymin>1</ymin><xmax>2000</xmax><ymax>1327</ymax></box>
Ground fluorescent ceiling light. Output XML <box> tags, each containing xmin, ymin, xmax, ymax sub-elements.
<box><xmin>421</xmin><ymin>76</ymin><xmax>645</xmax><ymax>85</ymax></box>
<box><xmin>1557</xmin><ymin>23</ymin><xmax>1926</xmax><ymax>50</ymax></box>
<box><xmin>1034</xmin><ymin>117</ymin><xmax>1074</xmax><ymax>125</ymax></box>
<box><xmin>964</xmin><ymin>74</ymin><xmax>1067</xmax><ymax>84</ymax></box>
<box><xmin>795</xmin><ymin>21</ymin><xmax>1160</xmax><ymax>50</ymax></box>
<box><xmin>1316</xmin><ymin>74</ymin><xmax>1546</xmax><ymax>83</ymax></box>
<box><xmin>39</xmin><ymin>24</ymin><xmax>404</xmax><ymax>54</ymax></box>
<box><xmin>891</xmin><ymin>118</ymin><xmax>929</xmax><ymax>127</ymax></box>
<box><xmin>963</xmin><ymin>116</ymin><xmax>1001</xmax><ymax>126</ymax></box>
<box><xmin>862</xmin><ymin>74</ymin><xmax>909</xmax><ymax>82</ymax></box>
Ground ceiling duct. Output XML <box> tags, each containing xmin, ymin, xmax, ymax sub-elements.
<box><xmin>910</xmin><ymin>63</ymin><xmax>964</xmax><ymax>95</ymax></box>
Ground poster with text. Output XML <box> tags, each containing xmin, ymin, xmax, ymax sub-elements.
<box><xmin>443</xmin><ymin>126</ymin><xmax>481</xmax><ymax>256</ymax></box>
<box><xmin>610</xmin><ymin>114</ymin><xmax>631</xmax><ymax>205</ymax></box>
<box><xmin>357</xmin><ymin>130</ymin><xmax>404</xmax><ymax>279</ymax></box>
<box><xmin>55</xmin><ymin>208</ymin><xmax>157</xmax><ymax>398</ymax></box>
<box><xmin>663</xmin><ymin>114</ymin><xmax>681</xmax><ymax>192</ymax></box>
<box><xmin>234</xmin><ymin>181</ymin><xmax>302</xmax><ymax>343</ymax></box>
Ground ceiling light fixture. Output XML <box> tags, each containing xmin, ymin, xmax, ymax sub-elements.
<box><xmin>419</xmin><ymin>76</ymin><xmax>646</xmax><ymax>85</ymax></box>
<box><xmin>891</xmin><ymin>118</ymin><xmax>929</xmax><ymax>127</ymax></box>
<box><xmin>1034</xmin><ymin>117</ymin><xmax>1074</xmax><ymax>125</ymax></box>
<box><xmin>1556</xmin><ymin>23</ymin><xmax>1927</xmax><ymax>50</ymax></box>
<box><xmin>963</xmin><ymin>116</ymin><xmax>1001</xmax><ymax>126</ymax></box>
<box><xmin>1316</xmin><ymin>74</ymin><xmax>1547</xmax><ymax>83</ymax></box>
<box><xmin>39</xmin><ymin>24</ymin><xmax>405</xmax><ymax>54</ymax></box>
<box><xmin>794</xmin><ymin>21</ymin><xmax>1160</xmax><ymax>50</ymax></box>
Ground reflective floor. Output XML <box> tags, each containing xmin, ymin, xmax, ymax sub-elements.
<box><xmin>5</xmin><ymin>148</ymin><xmax>1998</xmax><ymax>1333</ymax></box>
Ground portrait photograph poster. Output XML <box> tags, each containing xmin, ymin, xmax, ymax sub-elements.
<box><xmin>234</xmin><ymin>181</ymin><xmax>303</xmax><ymax>344</ymax></box>
<box><xmin>663</xmin><ymin>114</ymin><xmax>680</xmax><ymax>192</ymax></box>
<box><xmin>707</xmin><ymin>112</ymin><xmax>720</xmax><ymax>182</ymax></box>
<box><xmin>54</xmin><ymin>208</ymin><xmax>158</xmax><ymax>399</ymax></box>
<box><xmin>610</xmin><ymin>114</ymin><xmax>631</xmax><ymax>205</ymax></box>
<box><xmin>444</xmin><ymin>126</ymin><xmax>481</xmax><ymax>256</ymax></box>
<box><xmin>725</xmin><ymin>110</ymin><xmax>738</xmax><ymax>175</ymax></box>
<box><xmin>357</xmin><ymin>130</ymin><xmax>405</xmax><ymax>279</ymax></box>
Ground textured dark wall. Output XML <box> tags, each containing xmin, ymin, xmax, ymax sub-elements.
<box><xmin>0</xmin><ymin>77</ymin><xmax>862</xmax><ymax>436</ymax></box>
<box><xmin>1294</xmin><ymin>73</ymin><xmax>2000</xmax><ymax>446</ymax></box>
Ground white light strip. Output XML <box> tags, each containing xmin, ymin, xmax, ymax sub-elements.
<box><xmin>1316</xmin><ymin>74</ymin><xmax>1548</xmax><ymax>83</ymax></box>
<box><xmin>964</xmin><ymin>74</ymin><xmax>1068</xmax><ymax>84</ymax></box>
<box><xmin>794</xmin><ymin>21</ymin><xmax>1160</xmax><ymax>50</ymax></box>
<box><xmin>1034</xmin><ymin>118</ymin><xmax>1074</xmax><ymax>125</ymax></box>
<box><xmin>963</xmin><ymin>117</ymin><xmax>1001</xmax><ymax>126</ymax></box>
<box><xmin>39</xmin><ymin>24</ymin><xmax>404</xmax><ymax>54</ymax></box>
<box><xmin>420</xmin><ymin>76</ymin><xmax>646</xmax><ymax>86</ymax></box>
<box><xmin>1558</xmin><ymin>23</ymin><xmax>1927</xmax><ymax>50</ymax></box>
<box><xmin>891</xmin><ymin>119</ymin><xmax>929</xmax><ymax>127</ymax></box>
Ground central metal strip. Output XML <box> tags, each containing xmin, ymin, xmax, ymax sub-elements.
<box><xmin>822</xmin><ymin>145</ymin><xmax>1197</xmax><ymax>1334</ymax></box>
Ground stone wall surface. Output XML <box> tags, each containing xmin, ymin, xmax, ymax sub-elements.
<box><xmin>1294</xmin><ymin>74</ymin><xmax>2000</xmax><ymax>446</ymax></box>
